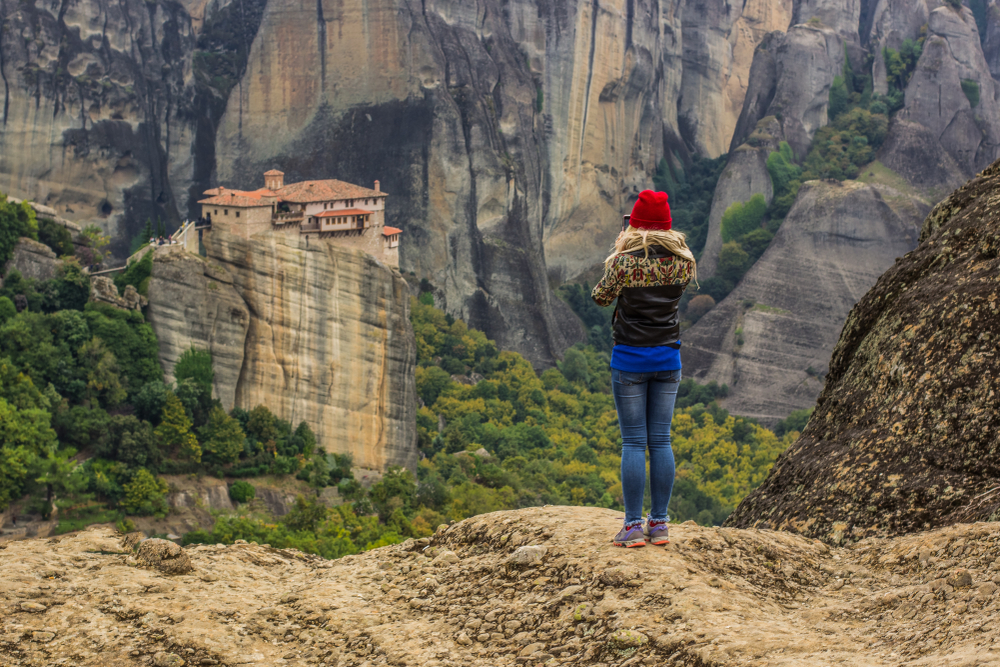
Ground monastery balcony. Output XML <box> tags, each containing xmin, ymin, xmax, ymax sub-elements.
<box><xmin>273</xmin><ymin>211</ymin><xmax>304</xmax><ymax>224</ymax></box>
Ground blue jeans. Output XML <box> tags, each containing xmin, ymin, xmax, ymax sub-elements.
<box><xmin>611</xmin><ymin>368</ymin><xmax>681</xmax><ymax>526</ymax></box>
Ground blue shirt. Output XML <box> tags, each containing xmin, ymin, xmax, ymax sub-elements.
<box><xmin>610</xmin><ymin>342</ymin><xmax>682</xmax><ymax>373</ymax></box>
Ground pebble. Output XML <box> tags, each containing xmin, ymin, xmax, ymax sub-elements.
<box><xmin>506</xmin><ymin>546</ymin><xmax>547</xmax><ymax>567</ymax></box>
<box><xmin>153</xmin><ymin>652</ymin><xmax>186</xmax><ymax>667</ymax></box>
<box><xmin>20</xmin><ymin>602</ymin><xmax>46</xmax><ymax>613</ymax></box>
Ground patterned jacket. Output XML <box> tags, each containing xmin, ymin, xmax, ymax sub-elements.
<box><xmin>591</xmin><ymin>246</ymin><xmax>694</xmax><ymax>347</ymax></box>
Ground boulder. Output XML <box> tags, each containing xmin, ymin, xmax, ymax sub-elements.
<box><xmin>727</xmin><ymin>159</ymin><xmax>1000</xmax><ymax>540</ymax></box>
<box><xmin>135</xmin><ymin>538</ymin><xmax>194</xmax><ymax>575</ymax></box>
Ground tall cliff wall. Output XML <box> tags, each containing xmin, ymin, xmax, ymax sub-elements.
<box><xmin>145</xmin><ymin>229</ymin><xmax>418</xmax><ymax>472</ymax></box>
<box><xmin>0</xmin><ymin>0</ymin><xmax>797</xmax><ymax>367</ymax></box>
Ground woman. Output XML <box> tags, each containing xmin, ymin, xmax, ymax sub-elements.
<box><xmin>591</xmin><ymin>190</ymin><xmax>696</xmax><ymax>548</ymax></box>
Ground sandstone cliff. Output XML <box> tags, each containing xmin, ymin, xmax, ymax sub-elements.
<box><xmin>684</xmin><ymin>179</ymin><xmax>922</xmax><ymax>424</ymax></box>
<box><xmin>145</xmin><ymin>228</ymin><xmax>418</xmax><ymax>472</ymax></box>
<box><xmin>728</xmin><ymin>159</ymin><xmax>1000</xmax><ymax>541</ymax></box>
<box><xmin>5</xmin><ymin>507</ymin><xmax>1000</xmax><ymax>665</ymax></box>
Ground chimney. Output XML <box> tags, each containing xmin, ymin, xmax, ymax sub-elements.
<box><xmin>374</xmin><ymin>180</ymin><xmax>380</xmax><ymax>193</ymax></box>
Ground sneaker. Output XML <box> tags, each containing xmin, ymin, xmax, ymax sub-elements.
<box><xmin>612</xmin><ymin>523</ymin><xmax>646</xmax><ymax>548</ymax></box>
<box><xmin>645</xmin><ymin>520</ymin><xmax>669</xmax><ymax>546</ymax></box>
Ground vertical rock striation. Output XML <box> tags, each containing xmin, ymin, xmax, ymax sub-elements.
<box><xmin>145</xmin><ymin>229</ymin><xmax>418</xmax><ymax>472</ymax></box>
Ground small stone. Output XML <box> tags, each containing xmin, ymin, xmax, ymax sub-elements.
<box><xmin>153</xmin><ymin>652</ymin><xmax>186</xmax><ymax>667</ymax></box>
<box><xmin>609</xmin><ymin>629</ymin><xmax>649</xmax><ymax>648</ymax></box>
<box><xmin>477</xmin><ymin>633</ymin><xmax>490</xmax><ymax>642</ymax></box>
<box><xmin>506</xmin><ymin>545</ymin><xmax>547</xmax><ymax>567</ymax></box>
<box><xmin>456</xmin><ymin>632</ymin><xmax>473</xmax><ymax>646</ymax></box>
<box><xmin>433</xmin><ymin>550</ymin><xmax>460</xmax><ymax>566</ymax></box>
<box><xmin>280</xmin><ymin>593</ymin><xmax>300</xmax><ymax>604</ymax></box>
<box><xmin>519</xmin><ymin>642</ymin><xmax>546</xmax><ymax>657</ymax></box>
<box><xmin>505</xmin><ymin>620</ymin><xmax>523</xmax><ymax>631</ymax></box>
<box><xmin>20</xmin><ymin>602</ymin><xmax>46</xmax><ymax>613</ymax></box>
<box><xmin>979</xmin><ymin>582</ymin><xmax>998</xmax><ymax>597</ymax></box>
<box><xmin>465</xmin><ymin>618</ymin><xmax>483</xmax><ymax>630</ymax></box>
<box><xmin>410</xmin><ymin>597</ymin><xmax>430</xmax><ymax>608</ymax></box>
<box><xmin>31</xmin><ymin>631</ymin><xmax>55</xmax><ymax>642</ymax></box>
<box><xmin>947</xmin><ymin>569</ymin><xmax>973</xmax><ymax>589</ymax></box>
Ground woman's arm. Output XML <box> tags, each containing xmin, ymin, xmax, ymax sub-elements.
<box><xmin>591</xmin><ymin>256</ymin><xmax>623</xmax><ymax>307</ymax></box>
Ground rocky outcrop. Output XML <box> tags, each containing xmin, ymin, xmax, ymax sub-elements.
<box><xmin>88</xmin><ymin>277</ymin><xmax>147</xmax><ymax>311</ymax></box>
<box><xmin>1</xmin><ymin>239</ymin><xmax>61</xmax><ymax>283</ymax></box>
<box><xmin>683</xmin><ymin>179</ymin><xmax>921</xmax><ymax>423</ymax></box>
<box><xmin>727</xmin><ymin>160</ymin><xmax>1000</xmax><ymax>541</ymax></box>
<box><xmin>146</xmin><ymin>227</ymin><xmax>418</xmax><ymax>472</ymax></box>
<box><xmin>699</xmin><ymin>117</ymin><xmax>782</xmax><ymax>277</ymax></box>
<box><xmin>898</xmin><ymin>6</ymin><xmax>1000</xmax><ymax>175</ymax></box>
<box><xmin>6</xmin><ymin>508</ymin><xmax>1000</xmax><ymax>665</ymax></box>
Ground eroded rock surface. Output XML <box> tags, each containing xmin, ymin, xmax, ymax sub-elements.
<box><xmin>4</xmin><ymin>507</ymin><xmax>1000</xmax><ymax>665</ymax></box>
<box><xmin>728</xmin><ymin>159</ymin><xmax>1000</xmax><ymax>541</ymax></box>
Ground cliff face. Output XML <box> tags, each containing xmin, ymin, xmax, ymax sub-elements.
<box><xmin>727</xmin><ymin>159</ymin><xmax>1000</xmax><ymax>541</ymax></box>
<box><xmin>0</xmin><ymin>0</ymin><xmax>793</xmax><ymax>366</ymax></box>
<box><xmin>683</xmin><ymin>179</ymin><xmax>922</xmax><ymax>424</ymax></box>
<box><xmin>145</xmin><ymin>229</ymin><xmax>418</xmax><ymax>472</ymax></box>
<box><xmin>6</xmin><ymin>508</ymin><xmax>1000</xmax><ymax>665</ymax></box>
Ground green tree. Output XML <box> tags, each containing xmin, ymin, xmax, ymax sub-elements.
<box><xmin>558</xmin><ymin>348</ymin><xmax>590</xmax><ymax>385</ymax></box>
<box><xmin>0</xmin><ymin>297</ymin><xmax>14</xmax><ymax>325</ymax></box>
<box><xmin>229</xmin><ymin>480</ymin><xmax>255</xmax><ymax>503</ymax></box>
<box><xmin>155</xmin><ymin>393</ymin><xmax>201</xmax><ymax>462</ymax></box>
<box><xmin>114</xmin><ymin>249</ymin><xmax>154</xmax><ymax>296</ymax></box>
<box><xmin>369</xmin><ymin>467</ymin><xmax>418</xmax><ymax>521</ymax></box>
<box><xmin>245</xmin><ymin>405</ymin><xmax>278</xmax><ymax>449</ymax></box>
<box><xmin>133</xmin><ymin>380</ymin><xmax>171</xmax><ymax>424</ymax></box>
<box><xmin>828</xmin><ymin>74</ymin><xmax>850</xmax><ymax>120</ymax></box>
<box><xmin>174</xmin><ymin>346</ymin><xmax>214</xmax><ymax>398</ymax></box>
<box><xmin>0</xmin><ymin>396</ymin><xmax>57</xmax><ymax>453</ymax></box>
<box><xmin>283</xmin><ymin>494</ymin><xmax>328</xmax><ymax>532</ymax></box>
<box><xmin>80</xmin><ymin>225</ymin><xmax>110</xmax><ymax>265</ymax></box>
<box><xmin>97</xmin><ymin>415</ymin><xmax>160</xmax><ymax>469</ymax></box>
<box><xmin>721</xmin><ymin>194</ymin><xmax>767</xmax><ymax>243</ymax></box>
<box><xmin>0</xmin><ymin>194</ymin><xmax>39</xmax><ymax>266</ymax></box>
<box><xmin>78</xmin><ymin>337</ymin><xmax>127</xmax><ymax>408</ymax></box>
<box><xmin>416</xmin><ymin>365</ymin><xmax>452</xmax><ymax>407</ymax></box>
<box><xmin>200</xmin><ymin>405</ymin><xmax>245</xmax><ymax>464</ymax></box>
<box><xmin>121</xmin><ymin>468</ymin><xmax>169</xmax><ymax>516</ymax></box>
<box><xmin>51</xmin><ymin>260</ymin><xmax>91</xmax><ymax>311</ymax></box>
<box><xmin>0</xmin><ymin>445</ymin><xmax>34</xmax><ymax>511</ymax></box>
<box><xmin>717</xmin><ymin>242</ymin><xmax>751</xmax><ymax>285</ymax></box>
<box><xmin>37</xmin><ymin>218</ymin><xmax>75</xmax><ymax>257</ymax></box>
<box><xmin>29</xmin><ymin>448</ymin><xmax>92</xmax><ymax>519</ymax></box>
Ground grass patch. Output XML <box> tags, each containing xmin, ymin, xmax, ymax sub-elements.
<box><xmin>56</xmin><ymin>505</ymin><xmax>123</xmax><ymax>535</ymax></box>
<box><xmin>752</xmin><ymin>303</ymin><xmax>792</xmax><ymax>316</ymax></box>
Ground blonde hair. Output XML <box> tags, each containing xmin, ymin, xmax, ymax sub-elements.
<box><xmin>604</xmin><ymin>227</ymin><xmax>698</xmax><ymax>283</ymax></box>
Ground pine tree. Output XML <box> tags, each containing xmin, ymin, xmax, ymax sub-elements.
<box><xmin>155</xmin><ymin>392</ymin><xmax>201</xmax><ymax>462</ymax></box>
<box><xmin>200</xmin><ymin>406</ymin><xmax>245</xmax><ymax>464</ymax></box>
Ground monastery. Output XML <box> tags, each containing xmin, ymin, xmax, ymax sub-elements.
<box><xmin>197</xmin><ymin>170</ymin><xmax>401</xmax><ymax>266</ymax></box>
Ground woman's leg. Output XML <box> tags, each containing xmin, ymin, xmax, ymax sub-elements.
<box><xmin>612</xmin><ymin>369</ymin><xmax>650</xmax><ymax>526</ymax></box>
<box><xmin>646</xmin><ymin>369</ymin><xmax>681</xmax><ymax>524</ymax></box>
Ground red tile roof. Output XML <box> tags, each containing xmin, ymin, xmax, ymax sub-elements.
<box><xmin>198</xmin><ymin>188</ymin><xmax>276</xmax><ymax>207</ymax></box>
<box><xmin>263</xmin><ymin>169</ymin><xmax>284</xmax><ymax>176</ymax></box>
<box><xmin>276</xmin><ymin>179</ymin><xmax>387</xmax><ymax>203</ymax></box>
<box><xmin>315</xmin><ymin>208</ymin><xmax>373</xmax><ymax>218</ymax></box>
<box><xmin>382</xmin><ymin>226</ymin><xmax>402</xmax><ymax>237</ymax></box>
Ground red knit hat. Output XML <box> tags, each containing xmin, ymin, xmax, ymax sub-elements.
<box><xmin>629</xmin><ymin>190</ymin><xmax>672</xmax><ymax>230</ymax></box>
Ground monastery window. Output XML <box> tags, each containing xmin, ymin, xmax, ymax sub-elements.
<box><xmin>224</xmin><ymin>209</ymin><xmax>229</xmax><ymax>215</ymax></box>
<box><xmin>236</xmin><ymin>211</ymin><xmax>241</xmax><ymax>218</ymax></box>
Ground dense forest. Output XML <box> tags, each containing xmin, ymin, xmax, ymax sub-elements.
<box><xmin>0</xmin><ymin>192</ymin><xmax>802</xmax><ymax>560</ymax></box>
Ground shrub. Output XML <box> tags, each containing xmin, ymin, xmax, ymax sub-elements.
<box><xmin>685</xmin><ymin>294</ymin><xmax>716</xmax><ymax>324</ymax></box>
<box><xmin>114</xmin><ymin>249</ymin><xmax>153</xmax><ymax>296</ymax></box>
<box><xmin>200</xmin><ymin>405</ymin><xmax>246</xmax><ymax>464</ymax></box>
<box><xmin>717</xmin><ymin>242</ymin><xmax>751</xmax><ymax>285</ymax></box>
<box><xmin>174</xmin><ymin>346</ymin><xmax>213</xmax><ymax>397</ymax></box>
<box><xmin>155</xmin><ymin>393</ymin><xmax>201</xmax><ymax>462</ymax></box>
<box><xmin>721</xmin><ymin>194</ymin><xmax>767</xmax><ymax>243</ymax></box>
<box><xmin>229</xmin><ymin>480</ymin><xmax>255</xmax><ymax>504</ymax></box>
<box><xmin>37</xmin><ymin>218</ymin><xmax>75</xmax><ymax>257</ymax></box>
<box><xmin>0</xmin><ymin>297</ymin><xmax>15</xmax><ymax>325</ymax></box>
<box><xmin>121</xmin><ymin>468</ymin><xmax>169</xmax><ymax>516</ymax></box>
<box><xmin>961</xmin><ymin>79</ymin><xmax>981</xmax><ymax>108</ymax></box>
<box><xmin>0</xmin><ymin>194</ymin><xmax>38</xmax><ymax>267</ymax></box>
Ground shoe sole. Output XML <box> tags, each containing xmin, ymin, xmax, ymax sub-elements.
<box><xmin>613</xmin><ymin>538</ymin><xmax>646</xmax><ymax>548</ymax></box>
<box><xmin>648</xmin><ymin>536</ymin><xmax>669</xmax><ymax>546</ymax></box>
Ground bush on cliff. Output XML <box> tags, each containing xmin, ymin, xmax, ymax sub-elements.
<box><xmin>0</xmin><ymin>194</ymin><xmax>39</xmax><ymax>267</ymax></box>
